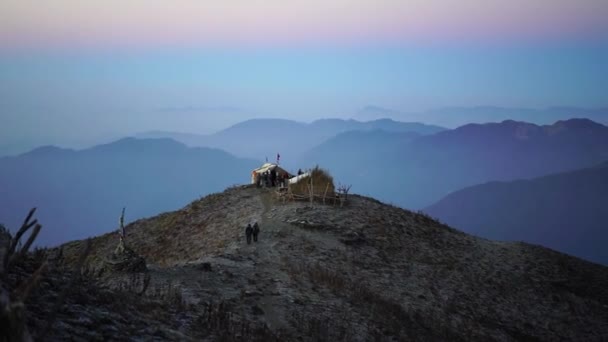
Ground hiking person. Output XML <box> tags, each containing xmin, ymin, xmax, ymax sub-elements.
<box><xmin>253</xmin><ymin>222</ymin><xmax>260</xmax><ymax>242</ymax></box>
<box><xmin>297</xmin><ymin>168</ymin><xmax>303</xmax><ymax>176</ymax></box>
<box><xmin>245</xmin><ymin>223</ymin><xmax>253</xmax><ymax>244</ymax></box>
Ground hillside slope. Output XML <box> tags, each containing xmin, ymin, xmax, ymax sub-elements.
<box><xmin>424</xmin><ymin>161</ymin><xmax>608</xmax><ymax>265</ymax></box>
<box><xmin>45</xmin><ymin>186</ymin><xmax>608</xmax><ymax>341</ymax></box>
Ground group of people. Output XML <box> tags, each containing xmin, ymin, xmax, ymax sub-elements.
<box><xmin>245</xmin><ymin>222</ymin><xmax>260</xmax><ymax>244</ymax></box>
<box><xmin>252</xmin><ymin>164</ymin><xmax>308</xmax><ymax>189</ymax></box>
<box><xmin>256</xmin><ymin>169</ymin><xmax>288</xmax><ymax>188</ymax></box>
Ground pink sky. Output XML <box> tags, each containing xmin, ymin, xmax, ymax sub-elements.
<box><xmin>1</xmin><ymin>0</ymin><xmax>607</xmax><ymax>49</ymax></box>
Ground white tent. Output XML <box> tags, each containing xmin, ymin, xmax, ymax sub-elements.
<box><xmin>288</xmin><ymin>172</ymin><xmax>311</xmax><ymax>185</ymax></box>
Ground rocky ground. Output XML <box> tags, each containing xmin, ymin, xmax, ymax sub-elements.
<box><xmin>4</xmin><ymin>185</ymin><xmax>608</xmax><ymax>341</ymax></box>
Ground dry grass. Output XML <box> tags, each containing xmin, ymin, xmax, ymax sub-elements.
<box><xmin>49</xmin><ymin>184</ymin><xmax>608</xmax><ymax>341</ymax></box>
<box><xmin>289</xmin><ymin>166</ymin><xmax>335</xmax><ymax>198</ymax></box>
<box><xmin>284</xmin><ymin>260</ymin><xmax>464</xmax><ymax>341</ymax></box>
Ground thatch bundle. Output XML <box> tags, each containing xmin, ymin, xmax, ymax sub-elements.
<box><xmin>289</xmin><ymin>166</ymin><xmax>335</xmax><ymax>198</ymax></box>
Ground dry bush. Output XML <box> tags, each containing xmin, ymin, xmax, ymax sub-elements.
<box><xmin>289</xmin><ymin>166</ymin><xmax>335</xmax><ymax>198</ymax></box>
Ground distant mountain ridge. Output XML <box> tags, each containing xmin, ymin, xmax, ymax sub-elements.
<box><xmin>424</xmin><ymin>161</ymin><xmax>608</xmax><ymax>265</ymax></box>
<box><xmin>355</xmin><ymin>105</ymin><xmax>608</xmax><ymax>128</ymax></box>
<box><xmin>0</xmin><ymin>137</ymin><xmax>258</xmax><ymax>246</ymax></box>
<box><xmin>304</xmin><ymin>118</ymin><xmax>608</xmax><ymax>209</ymax></box>
<box><xmin>4</xmin><ymin>117</ymin><xmax>608</xmax><ymax>249</ymax></box>
<box><xmin>136</xmin><ymin>118</ymin><xmax>445</xmax><ymax>165</ymax></box>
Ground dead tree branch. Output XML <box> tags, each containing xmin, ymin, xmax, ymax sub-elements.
<box><xmin>19</xmin><ymin>224</ymin><xmax>42</xmax><ymax>257</ymax></box>
<box><xmin>3</xmin><ymin>207</ymin><xmax>38</xmax><ymax>270</ymax></box>
<box><xmin>337</xmin><ymin>184</ymin><xmax>352</xmax><ymax>207</ymax></box>
<box><xmin>1</xmin><ymin>208</ymin><xmax>46</xmax><ymax>342</ymax></box>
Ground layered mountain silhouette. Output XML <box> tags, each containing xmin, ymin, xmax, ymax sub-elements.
<box><xmin>354</xmin><ymin>105</ymin><xmax>608</xmax><ymax>127</ymax></box>
<box><xmin>304</xmin><ymin>118</ymin><xmax>608</xmax><ymax>208</ymax></box>
<box><xmin>425</xmin><ymin>161</ymin><xmax>608</xmax><ymax>265</ymax></box>
<box><xmin>4</xmin><ymin>118</ymin><xmax>608</xmax><ymax>251</ymax></box>
<box><xmin>137</xmin><ymin>118</ymin><xmax>445</xmax><ymax>165</ymax></box>
<box><xmin>0</xmin><ymin>138</ymin><xmax>258</xmax><ymax>246</ymax></box>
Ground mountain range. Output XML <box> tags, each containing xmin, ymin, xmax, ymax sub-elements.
<box><xmin>2</xmin><ymin>117</ymin><xmax>608</xmax><ymax>265</ymax></box>
<box><xmin>305</xmin><ymin>118</ymin><xmax>608</xmax><ymax>209</ymax></box>
<box><xmin>355</xmin><ymin>106</ymin><xmax>608</xmax><ymax>128</ymax></box>
<box><xmin>4</xmin><ymin>106</ymin><xmax>606</xmax><ymax>158</ymax></box>
<box><xmin>425</xmin><ymin>161</ymin><xmax>608</xmax><ymax>264</ymax></box>
<box><xmin>137</xmin><ymin>118</ymin><xmax>445</xmax><ymax>165</ymax></box>
<box><xmin>0</xmin><ymin>138</ymin><xmax>257</xmax><ymax>246</ymax></box>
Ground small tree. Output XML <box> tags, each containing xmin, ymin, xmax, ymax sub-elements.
<box><xmin>336</xmin><ymin>184</ymin><xmax>352</xmax><ymax>207</ymax></box>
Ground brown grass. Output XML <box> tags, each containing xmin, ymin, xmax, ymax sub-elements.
<box><xmin>289</xmin><ymin>166</ymin><xmax>335</xmax><ymax>197</ymax></box>
<box><xmin>283</xmin><ymin>260</ymin><xmax>465</xmax><ymax>341</ymax></box>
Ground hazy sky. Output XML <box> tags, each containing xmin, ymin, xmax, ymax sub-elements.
<box><xmin>1</xmin><ymin>0</ymin><xmax>607</xmax><ymax>150</ymax></box>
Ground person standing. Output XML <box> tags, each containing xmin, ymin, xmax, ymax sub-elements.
<box><xmin>270</xmin><ymin>169</ymin><xmax>277</xmax><ymax>187</ymax></box>
<box><xmin>262</xmin><ymin>172</ymin><xmax>268</xmax><ymax>187</ymax></box>
<box><xmin>245</xmin><ymin>223</ymin><xmax>253</xmax><ymax>244</ymax></box>
<box><xmin>277</xmin><ymin>173</ymin><xmax>283</xmax><ymax>188</ymax></box>
<box><xmin>252</xmin><ymin>222</ymin><xmax>260</xmax><ymax>242</ymax></box>
<box><xmin>255</xmin><ymin>173</ymin><xmax>261</xmax><ymax>187</ymax></box>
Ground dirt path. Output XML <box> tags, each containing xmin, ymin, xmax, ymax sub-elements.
<box><xmin>142</xmin><ymin>190</ymin><xmax>295</xmax><ymax>331</ymax></box>
<box><xmin>247</xmin><ymin>191</ymin><xmax>293</xmax><ymax>330</ymax></box>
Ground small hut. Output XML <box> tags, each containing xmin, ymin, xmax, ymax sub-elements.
<box><xmin>251</xmin><ymin>163</ymin><xmax>292</xmax><ymax>185</ymax></box>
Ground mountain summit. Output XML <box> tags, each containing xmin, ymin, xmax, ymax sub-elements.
<box><xmin>19</xmin><ymin>185</ymin><xmax>606</xmax><ymax>341</ymax></box>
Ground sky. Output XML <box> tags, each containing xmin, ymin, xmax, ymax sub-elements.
<box><xmin>1</xmin><ymin>0</ymin><xmax>608</xmax><ymax>152</ymax></box>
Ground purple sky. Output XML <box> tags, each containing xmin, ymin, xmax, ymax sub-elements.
<box><xmin>1</xmin><ymin>1</ymin><xmax>607</xmax><ymax>153</ymax></box>
<box><xmin>2</xmin><ymin>0</ymin><xmax>608</xmax><ymax>48</ymax></box>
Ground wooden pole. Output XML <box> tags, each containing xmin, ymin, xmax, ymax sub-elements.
<box><xmin>310</xmin><ymin>172</ymin><xmax>314</xmax><ymax>206</ymax></box>
<box><xmin>323</xmin><ymin>183</ymin><xmax>329</xmax><ymax>205</ymax></box>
